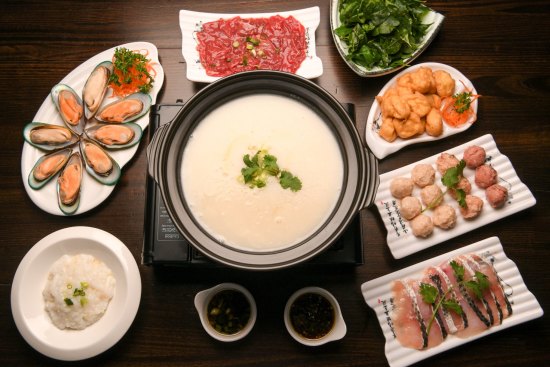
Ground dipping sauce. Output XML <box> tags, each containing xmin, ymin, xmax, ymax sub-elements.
<box><xmin>289</xmin><ymin>292</ymin><xmax>335</xmax><ymax>339</ymax></box>
<box><xmin>196</xmin><ymin>15</ymin><xmax>307</xmax><ymax>77</ymax></box>
<box><xmin>181</xmin><ymin>94</ymin><xmax>344</xmax><ymax>251</ymax></box>
<box><xmin>207</xmin><ymin>290</ymin><xmax>251</xmax><ymax>335</ymax></box>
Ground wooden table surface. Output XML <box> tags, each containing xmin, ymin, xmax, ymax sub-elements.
<box><xmin>1</xmin><ymin>1</ymin><xmax>549</xmax><ymax>366</ymax></box>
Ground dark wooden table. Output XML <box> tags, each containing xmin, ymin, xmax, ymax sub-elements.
<box><xmin>1</xmin><ymin>1</ymin><xmax>549</xmax><ymax>366</ymax></box>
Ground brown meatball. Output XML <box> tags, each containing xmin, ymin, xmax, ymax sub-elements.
<box><xmin>460</xmin><ymin>195</ymin><xmax>484</xmax><ymax>219</ymax></box>
<box><xmin>433</xmin><ymin>204</ymin><xmax>457</xmax><ymax>229</ymax></box>
<box><xmin>486</xmin><ymin>184</ymin><xmax>508</xmax><ymax>208</ymax></box>
<box><xmin>463</xmin><ymin>145</ymin><xmax>486</xmax><ymax>169</ymax></box>
<box><xmin>390</xmin><ymin>177</ymin><xmax>414</xmax><ymax>199</ymax></box>
<box><xmin>400</xmin><ymin>196</ymin><xmax>422</xmax><ymax>220</ymax></box>
<box><xmin>420</xmin><ymin>184</ymin><xmax>443</xmax><ymax>208</ymax></box>
<box><xmin>475</xmin><ymin>164</ymin><xmax>498</xmax><ymax>189</ymax></box>
<box><xmin>410</xmin><ymin>214</ymin><xmax>434</xmax><ymax>238</ymax></box>
<box><xmin>436</xmin><ymin>153</ymin><xmax>460</xmax><ymax>175</ymax></box>
<box><xmin>411</xmin><ymin>164</ymin><xmax>435</xmax><ymax>188</ymax></box>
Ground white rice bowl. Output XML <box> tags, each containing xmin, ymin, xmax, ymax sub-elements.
<box><xmin>43</xmin><ymin>254</ymin><xmax>116</xmax><ymax>330</ymax></box>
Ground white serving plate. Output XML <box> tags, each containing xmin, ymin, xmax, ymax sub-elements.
<box><xmin>330</xmin><ymin>0</ymin><xmax>444</xmax><ymax>78</ymax></box>
<box><xmin>365</xmin><ymin>62</ymin><xmax>477</xmax><ymax>159</ymax></box>
<box><xmin>361</xmin><ymin>236</ymin><xmax>544</xmax><ymax>367</ymax></box>
<box><xmin>375</xmin><ymin>134</ymin><xmax>536</xmax><ymax>259</ymax></box>
<box><xmin>179</xmin><ymin>7</ymin><xmax>323</xmax><ymax>83</ymax></box>
<box><xmin>11</xmin><ymin>227</ymin><xmax>141</xmax><ymax>361</ymax></box>
<box><xmin>21</xmin><ymin>42</ymin><xmax>165</xmax><ymax>216</ymax></box>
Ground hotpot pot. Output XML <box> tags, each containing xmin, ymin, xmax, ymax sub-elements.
<box><xmin>147</xmin><ymin>71</ymin><xmax>379</xmax><ymax>270</ymax></box>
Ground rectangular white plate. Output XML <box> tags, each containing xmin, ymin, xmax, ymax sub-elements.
<box><xmin>375</xmin><ymin>134</ymin><xmax>536</xmax><ymax>259</ymax></box>
<box><xmin>179</xmin><ymin>7</ymin><xmax>323</xmax><ymax>83</ymax></box>
<box><xmin>361</xmin><ymin>236</ymin><xmax>544</xmax><ymax>367</ymax></box>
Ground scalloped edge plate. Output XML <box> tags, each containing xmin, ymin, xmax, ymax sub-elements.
<box><xmin>21</xmin><ymin>42</ymin><xmax>165</xmax><ymax>216</ymax></box>
<box><xmin>361</xmin><ymin>236</ymin><xmax>544</xmax><ymax>367</ymax></box>
<box><xmin>179</xmin><ymin>7</ymin><xmax>323</xmax><ymax>83</ymax></box>
<box><xmin>330</xmin><ymin>0</ymin><xmax>444</xmax><ymax>77</ymax></box>
<box><xmin>365</xmin><ymin>62</ymin><xmax>477</xmax><ymax>159</ymax></box>
<box><xmin>374</xmin><ymin>134</ymin><xmax>536</xmax><ymax>259</ymax></box>
<box><xmin>11</xmin><ymin>227</ymin><xmax>141</xmax><ymax>361</ymax></box>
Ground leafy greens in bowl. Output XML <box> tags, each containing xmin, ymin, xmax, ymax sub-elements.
<box><xmin>330</xmin><ymin>0</ymin><xmax>444</xmax><ymax>77</ymax></box>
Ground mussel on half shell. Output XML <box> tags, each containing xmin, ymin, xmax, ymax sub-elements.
<box><xmin>51</xmin><ymin>84</ymin><xmax>85</xmax><ymax>135</ymax></box>
<box><xmin>95</xmin><ymin>92</ymin><xmax>151</xmax><ymax>124</ymax></box>
<box><xmin>28</xmin><ymin>147</ymin><xmax>72</xmax><ymax>189</ymax></box>
<box><xmin>56</xmin><ymin>152</ymin><xmax>83</xmax><ymax>215</ymax></box>
<box><xmin>23</xmin><ymin>122</ymin><xmax>79</xmax><ymax>151</ymax></box>
<box><xmin>80</xmin><ymin>138</ymin><xmax>121</xmax><ymax>185</ymax></box>
<box><xmin>82</xmin><ymin>61</ymin><xmax>113</xmax><ymax>119</ymax></box>
<box><xmin>85</xmin><ymin>122</ymin><xmax>142</xmax><ymax>149</ymax></box>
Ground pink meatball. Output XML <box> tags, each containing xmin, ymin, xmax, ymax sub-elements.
<box><xmin>448</xmin><ymin>176</ymin><xmax>472</xmax><ymax>200</ymax></box>
<box><xmin>436</xmin><ymin>153</ymin><xmax>460</xmax><ymax>175</ymax></box>
<box><xmin>475</xmin><ymin>164</ymin><xmax>498</xmax><ymax>189</ymax></box>
<box><xmin>463</xmin><ymin>145</ymin><xmax>486</xmax><ymax>169</ymax></box>
<box><xmin>460</xmin><ymin>195</ymin><xmax>484</xmax><ymax>219</ymax></box>
<box><xmin>486</xmin><ymin>184</ymin><xmax>508</xmax><ymax>208</ymax></box>
<box><xmin>410</xmin><ymin>214</ymin><xmax>434</xmax><ymax>238</ymax></box>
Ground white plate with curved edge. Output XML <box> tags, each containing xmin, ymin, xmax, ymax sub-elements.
<box><xmin>179</xmin><ymin>6</ymin><xmax>323</xmax><ymax>83</ymax></box>
<box><xmin>11</xmin><ymin>226</ymin><xmax>141</xmax><ymax>361</ymax></box>
<box><xmin>365</xmin><ymin>62</ymin><xmax>477</xmax><ymax>159</ymax></box>
<box><xmin>21</xmin><ymin>41</ymin><xmax>165</xmax><ymax>215</ymax></box>
<box><xmin>330</xmin><ymin>0</ymin><xmax>444</xmax><ymax>77</ymax></box>
<box><xmin>361</xmin><ymin>236</ymin><xmax>544</xmax><ymax>367</ymax></box>
<box><xmin>375</xmin><ymin>134</ymin><xmax>536</xmax><ymax>259</ymax></box>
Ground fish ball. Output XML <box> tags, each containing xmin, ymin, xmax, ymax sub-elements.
<box><xmin>390</xmin><ymin>177</ymin><xmax>414</xmax><ymax>199</ymax></box>
<box><xmin>432</xmin><ymin>204</ymin><xmax>457</xmax><ymax>229</ymax></box>
<box><xmin>411</xmin><ymin>164</ymin><xmax>435</xmax><ymax>188</ymax></box>
<box><xmin>400</xmin><ymin>196</ymin><xmax>422</xmax><ymax>220</ymax></box>
<box><xmin>410</xmin><ymin>214</ymin><xmax>434</xmax><ymax>238</ymax></box>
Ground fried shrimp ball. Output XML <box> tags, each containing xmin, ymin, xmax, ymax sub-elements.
<box><xmin>420</xmin><ymin>184</ymin><xmax>443</xmax><ymax>208</ymax></box>
<box><xmin>394</xmin><ymin>112</ymin><xmax>425</xmax><ymax>139</ymax></box>
<box><xmin>425</xmin><ymin>107</ymin><xmax>443</xmax><ymax>136</ymax></box>
<box><xmin>411</xmin><ymin>164</ymin><xmax>435</xmax><ymax>188</ymax></box>
<box><xmin>432</xmin><ymin>204</ymin><xmax>457</xmax><ymax>229</ymax></box>
<box><xmin>433</xmin><ymin>70</ymin><xmax>456</xmax><ymax>97</ymax></box>
<box><xmin>390</xmin><ymin>177</ymin><xmax>414</xmax><ymax>199</ymax></box>
<box><xmin>436</xmin><ymin>153</ymin><xmax>460</xmax><ymax>175</ymax></box>
<box><xmin>404</xmin><ymin>92</ymin><xmax>432</xmax><ymax>117</ymax></box>
<box><xmin>463</xmin><ymin>145</ymin><xmax>486</xmax><ymax>168</ymax></box>
<box><xmin>400</xmin><ymin>196</ymin><xmax>422</xmax><ymax>220</ymax></box>
<box><xmin>379</xmin><ymin>116</ymin><xmax>398</xmax><ymax>142</ymax></box>
<box><xmin>460</xmin><ymin>195</ymin><xmax>484</xmax><ymax>219</ymax></box>
<box><xmin>398</xmin><ymin>67</ymin><xmax>436</xmax><ymax>94</ymax></box>
<box><xmin>426</xmin><ymin>94</ymin><xmax>442</xmax><ymax>108</ymax></box>
<box><xmin>486</xmin><ymin>184</ymin><xmax>508</xmax><ymax>208</ymax></box>
<box><xmin>410</xmin><ymin>214</ymin><xmax>434</xmax><ymax>238</ymax></box>
<box><xmin>475</xmin><ymin>164</ymin><xmax>498</xmax><ymax>188</ymax></box>
<box><xmin>382</xmin><ymin>95</ymin><xmax>411</xmax><ymax>119</ymax></box>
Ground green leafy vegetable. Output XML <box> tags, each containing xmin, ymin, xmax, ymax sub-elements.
<box><xmin>334</xmin><ymin>0</ymin><xmax>431</xmax><ymax>69</ymax></box>
<box><xmin>441</xmin><ymin>159</ymin><xmax>467</xmax><ymax>208</ymax></box>
<box><xmin>241</xmin><ymin>150</ymin><xmax>302</xmax><ymax>192</ymax></box>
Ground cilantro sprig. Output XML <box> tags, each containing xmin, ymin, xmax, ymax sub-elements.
<box><xmin>241</xmin><ymin>150</ymin><xmax>302</xmax><ymax>192</ymax></box>
<box><xmin>420</xmin><ymin>260</ymin><xmax>490</xmax><ymax>334</ymax></box>
<box><xmin>422</xmin><ymin>159</ymin><xmax>467</xmax><ymax>211</ymax></box>
<box><xmin>108</xmin><ymin>47</ymin><xmax>155</xmax><ymax>94</ymax></box>
<box><xmin>452</xmin><ymin>91</ymin><xmax>475</xmax><ymax>114</ymax></box>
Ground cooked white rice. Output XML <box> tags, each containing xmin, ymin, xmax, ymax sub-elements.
<box><xmin>43</xmin><ymin>254</ymin><xmax>116</xmax><ymax>330</ymax></box>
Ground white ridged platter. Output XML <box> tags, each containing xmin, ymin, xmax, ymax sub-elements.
<box><xmin>365</xmin><ymin>62</ymin><xmax>477</xmax><ymax>159</ymax></box>
<box><xmin>179</xmin><ymin>7</ymin><xmax>323</xmax><ymax>83</ymax></box>
<box><xmin>21</xmin><ymin>42</ymin><xmax>164</xmax><ymax>216</ymax></box>
<box><xmin>374</xmin><ymin>134</ymin><xmax>536</xmax><ymax>259</ymax></box>
<box><xmin>361</xmin><ymin>236</ymin><xmax>544</xmax><ymax>367</ymax></box>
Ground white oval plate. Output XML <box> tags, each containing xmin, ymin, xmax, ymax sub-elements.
<box><xmin>361</xmin><ymin>236</ymin><xmax>544</xmax><ymax>367</ymax></box>
<box><xmin>11</xmin><ymin>226</ymin><xmax>141</xmax><ymax>361</ymax></box>
<box><xmin>330</xmin><ymin>0</ymin><xmax>445</xmax><ymax>77</ymax></box>
<box><xmin>365</xmin><ymin>62</ymin><xmax>477</xmax><ymax>159</ymax></box>
<box><xmin>375</xmin><ymin>134</ymin><xmax>536</xmax><ymax>259</ymax></box>
<box><xmin>179</xmin><ymin>7</ymin><xmax>323</xmax><ymax>83</ymax></box>
<box><xmin>21</xmin><ymin>42</ymin><xmax>165</xmax><ymax>215</ymax></box>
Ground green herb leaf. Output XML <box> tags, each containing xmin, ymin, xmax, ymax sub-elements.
<box><xmin>450</xmin><ymin>260</ymin><xmax>465</xmax><ymax>282</ymax></box>
<box><xmin>108</xmin><ymin>47</ymin><xmax>154</xmax><ymax>93</ymax></box>
<box><xmin>441</xmin><ymin>160</ymin><xmax>466</xmax><ymax>188</ymax></box>
<box><xmin>453</xmin><ymin>91</ymin><xmax>474</xmax><ymax>113</ymax></box>
<box><xmin>279</xmin><ymin>170</ymin><xmax>302</xmax><ymax>192</ymax></box>
<box><xmin>419</xmin><ymin>282</ymin><xmax>438</xmax><ymax>304</ymax></box>
<box><xmin>442</xmin><ymin>299</ymin><xmax>463</xmax><ymax>315</ymax></box>
<box><xmin>263</xmin><ymin>154</ymin><xmax>280</xmax><ymax>176</ymax></box>
<box><xmin>64</xmin><ymin>298</ymin><xmax>74</xmax><ymax>306</ymax></box>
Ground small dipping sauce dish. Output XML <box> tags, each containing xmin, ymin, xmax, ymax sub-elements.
<box><xmin>194</xmin><ymin>283</ymin><xmax>257</xmax><ymax>342</ymax></box>
<box><xmin>284</xmin><ymin>287</ymin><xmax>347</xmax><ymax>346</ymax></box>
